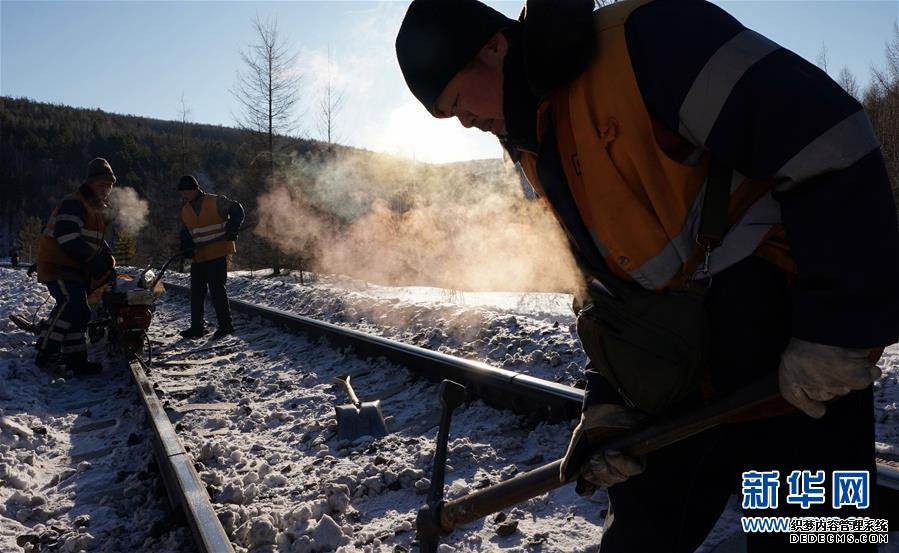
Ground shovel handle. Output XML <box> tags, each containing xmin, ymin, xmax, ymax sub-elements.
<box><xmin>437</xmin><ymin>375</ymin><xmax>783</xmax><ymax>532</ymax></box>
<box><xmin>333</xmin><ymin>374</ymin><xmax>361</xmax><ymax>408</ymax></box>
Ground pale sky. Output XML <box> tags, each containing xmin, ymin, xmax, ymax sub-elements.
<box><xmin>2</xmin><ymin>1</ymin><xmax>897</xmax><ymax>163</ymax></box>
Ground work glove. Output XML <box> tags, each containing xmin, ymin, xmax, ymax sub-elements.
<box><xmin>90</xmin><ymin>251</ymin><xmax>115</xmax><ymax>280</ymax></box>
<box><xmin>560</xmin><ymin>403</ymin><xmax>646</xmax><ymax>495</ymax></box>
<box><xmin>778</xmin><ymin>337</ymin><xmax>881</xmax><ymax>419</ymax></box>
<box><xmin>179</xmin><ymin>229</ymin><xmax>195</xmax><ymax>258</ymax></box>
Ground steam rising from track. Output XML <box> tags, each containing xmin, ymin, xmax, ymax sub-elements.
<box><xmin>256</xmin><ymin>151</ymin><xmax>580</xmax><ymax>293</ymax></box>
<box><xmin>109</xmin><ymin>187</ymin><xmax>150</xmax><ymax>237</ymax></box>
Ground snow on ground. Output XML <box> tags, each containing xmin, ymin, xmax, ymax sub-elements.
<box><xmin>166</xmin><ymin>270</ymin><xmax>587</xmax><ymax>387</ymax></box>
<box><xmin>0</xmin><ymin>267</ymin><xmax>191</xmax><ymax>552</ymax></box>
<box><xmin>2</xmin><ymin>264</ymin><xmax>898</xmax><ymax>552</ymax></box>
<box><xmin>166</xmin><ymin>269</ymin><xmax>899</xmax><ymax>458</ymax></box>
<box><xmin>161</xmin><ymin>269</ymin><xmax>899</xmax><ymax>552</ymax></box>
<box><xmin>146</xmin><ymin>289</ymin><xmax>608</xmax><ymax>553</ymax></box>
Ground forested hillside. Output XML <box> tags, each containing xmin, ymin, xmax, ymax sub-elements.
<box><xmin>2</xmin><ymin>20</ymin><xmax>897</xmax><ymax>288</ymax></box>
<box><xmin>0</xmin><ymin>97</ymin><xmax>527</xmax><ymax>285</ymax></box>
<box><xmin>0</xmin><ymin>96</ymin><xmax>324</xmax><ymax>268</ymax></box>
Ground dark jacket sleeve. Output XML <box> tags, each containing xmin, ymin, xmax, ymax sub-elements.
<box><xmin>215</xmin><ymin>195</ymin><xmax>245</xmax><ymax>231</ymax></box>
<box><xmin>179</xmin><ymin>227</ymin><xmax>193</xmax><ymax>251</ymax></box>
<box><xmin>624</xmin><ymin>0</ymin><xmax>899</xmax><ymax>348</ymax></box>
<box><xmin>53</xmin><ymin>198</ymin><xmax>96</xmax><ymax>263</ymax></box>
<box><xmin>226</xmin><ymin>201</ymin><xmax>245</xmax><ymax>231</ymax></box>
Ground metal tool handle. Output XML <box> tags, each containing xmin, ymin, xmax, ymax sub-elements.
<box><xmin>437</xmin><ymin>376</ymin><xmax>783</xmax><ymax>532</ymax></box>
<box><xmin>428</xmin><ymin>380</ymin><xmax>467</xmax><ymax>504</ymax></box>
<box><xmin>333</xmin><ymin>374</ymin><xmax>361</xmax><ymax>409</ymax></box>
<box><xmin>417</xmin><ymin>379</ymin><xmax>467</xmax><ymax>553</ymax></box>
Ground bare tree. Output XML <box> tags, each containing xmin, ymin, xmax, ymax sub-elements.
<box><xmin>865</xmin><ymin>23</ymin><xmax>899</xmax><ymax>221</ymax></box>
<box><xmin>18</xmin><ymin>215</ymin><xmax>43</xmax><ymax>263</ymax></box>
<box><xmin>231</xmin><ymin>15</ymin><xmax>301</xmax><ymax>178</ymax></box>
<box><xmin>317</xmin><ymin>45</ymin><xmax>345</xmax><ymax>151</ymax></box>
<box><xmin>837</xmin><ymin>67</ymin><xmax>860</xmax><ymax>100</ymax></box>
<box><xmin>816</xmin><ymin>42</ymin><xmax>829</xmax><ymax>74</ymax></box>
<box><xmin>177</xmin><ymin>92</ymin><xmax>192</xmax><ymax>173</ymax></box>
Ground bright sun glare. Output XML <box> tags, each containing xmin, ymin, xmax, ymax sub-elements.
<box><xmin>375</xmin><ymin>101</ymin><xmax>504</xmax><ymax>164</ymax></box>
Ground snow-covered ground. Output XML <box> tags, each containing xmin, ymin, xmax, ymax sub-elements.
<box><xmin>165</xmin><ymin>269</ymin><xmax>899</xmax><ymax>456</ymax></box>
<box><xmin>2</xmin><ymin>266</ymin><xmax>898</xmax><ymax>552</ymax></box>
<box><xmin>0</xmin><ymin>267</ymin><xmax>191</xmax><ymax>552</ymax></box>
<box><xmin>145</xmin><ymin>280</ymin><xmax>608</xmax><ymax>553</ymax></box>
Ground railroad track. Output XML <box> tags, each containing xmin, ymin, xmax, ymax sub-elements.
<box><xmin>4</xmin><ymin>264</ymin><xmax>896</xmax><ymax>552</ymax></box>
<box><xmin>155</xmin><ymin>282</ymin><xmax>899</xmax><ymax>552</ymax></box>
<box><xmin>129</xmin><ymin>356</ymin><xmax>233</xmax><ymax>553</ymax></box>
<box><xmin>164</xmin><ymin>283</ymin><xmax>899</xmax><ymax>488</ymax></box>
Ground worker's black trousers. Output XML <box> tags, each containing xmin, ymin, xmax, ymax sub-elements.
<box><xmin>189</xmin><ymin>256</ymin><xmax>232</xmax><ymax>331</ymax></box>
<box><xmin>37</xmin><ymin>280</ymin><xmax>90</xmax><ymax>361</ymax></box>
<box><xmin>598</xmin><ymin>257</ymin><xmax>881</xmax><ymax>553</ymax></box>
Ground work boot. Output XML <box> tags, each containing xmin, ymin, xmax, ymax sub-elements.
<box><xmin>179</xmin><ymin>327</ymin><xmax>205</xmax><ymax>339</ymax></box>
<box><xmin>212</xmin><ymin>325</ymin><xmax>233</xmax><ymax>340</ymax></box>
<box><xmin>66</xmin><ymin>354</ymin><xmax>103</xmax><ymax>376</ymax></box>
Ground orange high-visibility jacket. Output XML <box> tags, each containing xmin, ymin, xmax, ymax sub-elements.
<box><xmin>37</xmin><ymin>190</ymin><xmax>107</xmax><ymax>283</ymax></box>
<box><xmin>181</xmin><ymin>194</ymin><xmax>236</xmax><ymax>263</ymax></box>
<box><xmin>518</xmin><ymin>0</ymin><xmax>792</xmax><ymax>291</ymax></box>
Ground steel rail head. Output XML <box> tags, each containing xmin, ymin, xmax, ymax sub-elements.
<box><xmin>165</xmin><ymin>283</ymin><xmax>583</xmax><ymax>421</ymax></box>
<box><xmin>163</xmin><ymin>284</ymin><xmax>899</xmax><ymax>533</ymax></box>
<box><xmin>129</xmin><ymin>357</ymin><xmax>234</xmax><ymax>553</ymax></box>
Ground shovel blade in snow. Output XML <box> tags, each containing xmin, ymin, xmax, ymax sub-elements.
<box><xmin>335</xmin><ymin>399</ymin><xmax>389</xmax><ymax>441</ymax></box>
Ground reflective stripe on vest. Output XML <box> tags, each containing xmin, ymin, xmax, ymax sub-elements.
<box><xmin>675</xmin><ymin>25</ymin><xmax>878</xmax><ymax>194</ymax></box>
<box><xmin>181</xmin><ymin>194</ymin><xmax>236</xmax><ymax>262</ymax></box>
<box><xmin>37</xmin><ymin>192</ymin><xmax>107</xmax><ymax>279</ymax></box>
<box><xmin>524</xmin><ymin>1</ymin><xmax>792</xmax><ymax>290</ymax></box>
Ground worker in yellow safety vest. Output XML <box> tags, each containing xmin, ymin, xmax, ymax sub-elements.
<box><xmin>177</xmin><ymin>174</ymin><xmax>244</xmax><ymax>340</ymax></box>
<box><xmin>396</xmin><ymin>0</ymin><xmax>899</xmax><ymax>550</ymax></box>
<box><xmin>35</xmin><ymin>157</ymin><xmax>117</xmax><ymax>374</ymax></box>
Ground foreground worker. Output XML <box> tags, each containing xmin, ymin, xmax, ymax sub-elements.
<box><xmin>35</xmin><ymin>157</ymin><xmax>116</xmax><ymax>375</ymax></box>
<box><xmin>397</xmin><ymin>0</ymin><xmax>899</xmax><ymax>550</ymax></box>
<box><xmin>177</xmin><ymin>175</ymin><xmax>244</xmax><ymax>340</ymax></box>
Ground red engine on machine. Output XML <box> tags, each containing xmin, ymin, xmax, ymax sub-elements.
<box><xmin>116</xmin><ymin>305</ymin><xmax>153</xmax><ymax>331</ymax></box>
<box><xmin>99</xmin><ymin>282</ymin><xmax>158</xmax><ymax>357</ymax></box>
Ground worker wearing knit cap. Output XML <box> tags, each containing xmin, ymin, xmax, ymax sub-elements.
<box><xmin>177</xmin><ymin>174</ymin><xmax>244</xmax><ymax>340</ymax></box>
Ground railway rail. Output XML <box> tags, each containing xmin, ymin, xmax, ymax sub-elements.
<box><xmin>161</xmin><ymin>282</ymin><xmax>899</xmax><ymax>550</ymax></box>
<box><xmin>4</xmin><ymin>264</ymin><xmax>897</xmax><ymax>552</ymax></box>
<box><xmin>129</xmin><ymin>356</ymin><xmax>234</xmax><ymax>553</ymax></box>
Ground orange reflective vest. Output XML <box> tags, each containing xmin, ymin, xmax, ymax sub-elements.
<box><xmin>37</xmin><ymin>191</ymin><xmax>107</xmax><ymax>283</ymax></box>
<box><xmin>181</xmin><ymin>194</ymin><xmax>236</xmax><ymax>263</ymax></box>
<box><xmin>518</xmin><ymin>0</ymin><xmax>793</xmax><ymax>290</ymax></box>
